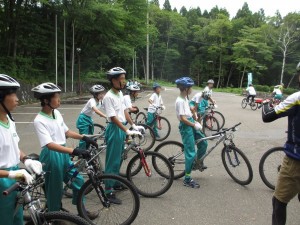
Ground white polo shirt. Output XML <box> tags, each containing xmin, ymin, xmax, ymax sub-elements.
<box><xmin>148</xmin><ymin>93</ymin><xmax>163</xmax><ymax>113</ymax></box>
<box><xmin>191</xmin><ymin>92</ymin><xmax>203</xmax><ymax>104</ymax></box>
<box><xmin>0</xmin><ymin>117</ymin><xmax>20</xmax><ymax>168</ymax></box>
<box><xmin>102</xmin><ymin>90</ymin><xmax>127</xmax><ymax>123</ymax></box>
<box><xmin>81</xmin><ymin>98</ymin><xmax>103</xmax><ymax>117</ymax></box>
<box><xmin>33</xmin><ymin>110</ymin><xmax>69</xmax><ymax>148</ymax></box>
<box><xmin>123</xmin><ymin>95</ymin><xmax>132</xmax><ymax>109</ymax></box>
<box><xmin>246</xmin><ymin>86</ymin><xmax>256</xmax><ymax>95</ymax></box>
<box><xmin>175</xmin><ymin>96</ymin><xmax>193</xmax><ymax>121</ymax></box>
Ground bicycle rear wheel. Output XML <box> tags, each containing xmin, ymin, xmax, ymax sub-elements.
<box><xmin>25</xmin><ymin>211</ymin><xmax>90</xmax><ymax>225</ymax></box>
<box><xmin>241</xmin><ymin>98</ymin><xmax>247</xmax><ymax>109</ymax></box>
<box><xmin>135</xmin><ymin>112</ymin><xmax>147</xmax><ymax>124</ymax></box>
<box><xmin>221</xmin><ymin>145</ymin><xmax>253</xmax><ymax>185</ymax></box>
<box><xmin>94</xmin><ymin>123</ymin><xmax>106</xmax><ymax>137</ymax></box>
<box><xmin>250</xmin><ymin>102</ymin><xmax>258</xmax><ymax>111</ymax></box>
<box><xmin>155</xmin><ymin>116</ymin><xmax>171</xmax><ymax>141</ymax></box>
<box><xmin>77</xmin><ymin>174</ymin><xmax>140</xmax><ymax>225</ymax></box>
<box><xmin>203</xmin><ymin>115</ymin><xmax>220</xmax><ymax>137</ymax></box>
<box><xmin>213</xmin><ymin>111</ymin><xmax>225</xmax><ymax>129</ymax></box>
<box><xmin>154</xmin><ymin>141</ymin><xmax>185</xmax><ymax>179</ymax></box>
<box><xmin>259</xmin><ymin>147</ymin><xmax>284</xmax><ymax>190</ymax></box>
<box><xmin>126</xmin><ymin>151</ymin><xmax>174</xmax><ymax>197</ymax></box>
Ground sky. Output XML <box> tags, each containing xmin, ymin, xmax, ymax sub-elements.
<box><xmin>167</xmin><ymin>0</ymin><xmax>299</xmax><ymax>18</ymax></box>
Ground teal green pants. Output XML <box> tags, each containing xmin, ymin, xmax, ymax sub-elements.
<box><xmin>40</xmin><ymin>147</ymin><xmax>84</xmax><ymax>211</ymax></box>
<box><xmin>199</xmin><ymin>99</ymin><xmax>209</xmax><ymax>116</ymax></box>
<box><xmin>147</xmin><ymin>112</ymin><xmax>159</xmax><ymax>137</ymax></box>
<box><xmin>179</xmin><ymin>118</ymin><xmax>208</xmax><ymax>178</ymax></box>
<box><xmin>104</xmin><ymin>123</ymin><xmax>126</xmax><ymax>190</ymax></box>
<box><xmin>0</xmin><ymin>166</ymin><xmax>23</xmax><ymax>225</ymax></box>
<box><xmin>76</xmin><ymin>113</ymin><xmax>94</xmax><ymax>149</ymax></box>
<box><xmin>189</xmin><ymin>100</ymin><xmax>201</xmax><ymax>114</ymax></box>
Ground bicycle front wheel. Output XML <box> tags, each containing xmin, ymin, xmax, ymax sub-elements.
<box><xmin>250</xmin><ymin>102</ymin><xmax>258</xmax><ymax>111</ymax></box>
<box><xmin>241</xmin><ymin>98</ymin><xmax>247</xmax><ymax>109</ymax></box>
<box><xmin>25</xmin><ymin>211</ymin><xmax>90</xmax><ymax>225</ymax></box>
<box><xmin>135</xmin><ymin>112</ymin><xmax>147</xmax><ymax>124</ymax></box>
<box><xmin>221</xmin><ymin>145</ymin><xmax>253</xmax><ymax>185</ymax></box>
<box><xmin>154</xmin><ymin>141</ymin><xmax>185</xmax><ymax>179</ymax></box>
<box><xmin>156</xmin><ymin>116</ymin><xmax>171</xmax><ymax>141</ymax></box>
<box><xmin>77</xmin><ymin>174</ymin><xmax>140</xmax><ymax>225</ymax></box>
<box><xmin>127</xmin><ymin>151</ymin><xmax>174</xmax><ymax>198</ymax></box>
<box><xmin>133</xmin><ymin>123</ymin><xmax>155</xmax><ymax>151</ymax></box>
<box><xmin>259</xmin><ymin>147</ymin><xmax>285</xmax><ymax>190</ymax></box>
<box><xmin>94</xmin><ymin>123</ymin><xmax>106</xmax><ymax>137</ymax></box>
<box><xmin>213</xmin><ymin>111</ymin><xmax>225</xmax><ymax>129</ymax></box>
<box><xmin>203</xmin><ymin>115</ymin><xmax>220</xmax><ymax>137</ymax></box>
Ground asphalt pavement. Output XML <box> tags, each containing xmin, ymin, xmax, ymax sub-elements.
<box><xmin>15</xmin><ymin>88</ymin><xmax>299</xmax><ymax>225</ymax></box>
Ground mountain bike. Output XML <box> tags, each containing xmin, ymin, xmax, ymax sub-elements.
<box><xmin>241</xmin><ymin>96</ymin><xmax>258</xmax><ymax>111</ymax></box>
<box><xmin>197</xmin><ymin>104</ymin><xmax>221</xmax><ymax>137</ymax></box>
<box><xmin>203</xmin><ymin>104</ymin><xmax>225</xmax><ymax>129</ymax></box>
<box><xmin>135</xmin><ymin>106</ymin><xmax>171</xmax><ymax>141</ymax></box>
<box><xmin>3</xmin><ymin>172</ymin><xmax>90</xmax><ymax>225</ymax></box>
<box><xmin>259</xmin><ymin>147</ymin><xmax>285</xmax><ymax>190</ymax></box>
<box><xmin>154</xmin><ymin>123</ymin><xmax>253</xmax><ymax>185</ymax></box>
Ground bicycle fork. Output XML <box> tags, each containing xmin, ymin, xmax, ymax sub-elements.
<box><xmin>138</xmin><ymin>149</ymin><xmax>152</xmax><ymax>177</ymax></box>
<box><xmin>225</xmin><ymin>144</ymin><xmax>240</xmax><ymax>167</ymax></box>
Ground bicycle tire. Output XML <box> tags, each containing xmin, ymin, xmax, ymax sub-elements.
<box><xmin>25</xmin><ymin>211</ymin><xmax>90</xmax><ymax>225</ymax></box>
<box><xmin>94</xmin><ymin>123</ymin><xmax>106</xmax><ymax>137</ymax></box>
<box><xmin>154</xmin><ymin>141</ymin><xmax>185</xmax><ymax>179</ymax></box>
<box><xmin>155</xmin><ymin>116</ymin><xmax>171</xmax><ymax>141</ymax></box>
<box><xmin>203</xmin><ymin>115</ymin><xmax>220</xmax><ymax>137</ymax></box>
<box><xmin>250</xmin><ymin>102</ymin><xmax>258</xmax><ymax>111</ymax></box>
<box><xmin>135</xmin><ymin>112</ymin><xmax>147</xmax><ymax>124</ymax></box>
<box><xmin>241</xmin><ymin>98</ymin><xmax>247</xmax><ymax>109</ymax></box>
<box><xmin>126</xmin><ymin>151</ymin><xmax>174</xmax><ymax>198</ymax></box>
<box><xmin>77</xmin><ymin>174</ymin><xmax>140</xmax><ymax>225</ymax></box>
<box><xmin>213</xmin><ymin>111</ymin><xmax>225</xmax><ymax>129</ymax></box>
<box><xmin>259</xmin><ymin>147</ymin><xmax>285</xmax><ymax>190</ymax></box>
<box><xmin>135</xmin><ymin>123</ymin><xmax>156</xmax><ymax>151</ymax></box>
<box><xmin>221</xmin><ymin>145</ymin><xmax>253</xmax><ymax>185</ymax></box>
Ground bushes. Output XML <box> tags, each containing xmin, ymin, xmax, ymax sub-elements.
<box><xmin>284</xmin><ymin>88</ymin><xmax>298</xmax><ymax>95</ymax></box>
<box><xmin>254</xmin><ymin>85</ymin><xmax>271</xmax><ymax>93</ymax></box>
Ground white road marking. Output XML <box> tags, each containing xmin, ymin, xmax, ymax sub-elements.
<box><xmin>15</xmin><ymin>122</ymin><xmax>34</xmax><ymax>124</ymax></box>
<box><xmin>22</xmin><ymin>107</ymin><xmax>81</xmax><ymax>110</ymax></box>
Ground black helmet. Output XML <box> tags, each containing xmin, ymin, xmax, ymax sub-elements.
<box><xmin>106</xmin><ymin>67</ymin><xmax>126</xmax><ymax>81</ymax></box>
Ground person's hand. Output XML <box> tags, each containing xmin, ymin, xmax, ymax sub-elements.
<box><xmin>8</xmin><ymin>169</ymin><xmax>34</xmax><ymax>184</ymax></box>
<box><xmin>82</xmin><ymin>136</ymin><xmax>98</xmax><ymax>148</ymax></box>
<box><xmin>132</xmin><ymin>124</ymin><xmax>145</xmax><ymax>133</ymax></box>
<box><xmin>193</xmin><ymin>114</ymin><xmax>198</xmax><ymax>121</ymax></box>
<box><xmin>133</xmin><ymin>106</ymin><xmax>139</xmax><ymax>114</ymax></box>
<box><xmin>161</xmin><ymin>105</ymin><xmax>166</xmax><ymax>110</ymax></box>
<box><xmin>194</xmin><ymin>122</ymin><xmax>202</xmax><ymax>130</ymax></box>
<box><xmin>72</xmin><ymin>148</ymin><xmax>90</xmax><ymax>159</ymax></box>
<box><xmin>126</xmin><ymin>130</ymin><xmax>142</xmax><ymax>136</ymax></box>
<box><xmin>24</xmin><ymin>159</ymin><xmax>43</xmax><ymax>175</ymax></box>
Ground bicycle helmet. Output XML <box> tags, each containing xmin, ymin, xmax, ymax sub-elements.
<box><xmin>106</xmin><ymin>67</ymin><xmax>126</xmax><ymax>81</ymax></box>
<box><xmin>89</xmin><ymin>85</ymin><xmax>105</xmax><ymax>95</ymax></box>
<box><xmin>202</xmin><ymin>91</ymin><xmax>211</xmax><ymax>100</ymax></box>
<box><xmin>207</xmin><ymin>79</ymin><xmax>214</xmax><ymax>84</ymax></box>
<box><xmin>153</xmin><ymin>83</ymin><xmax>161</xmax><ymax>89</ymax></box>
<box><xmin>127</xmin><ymin>84</ymin><xmax>140</xmax><ymax>92</ymax></box>
<box><xmin>175</xmin><ymin>77</ymin><xmax>194</xmax><ymax>88</ymax></box>
<box><xmin>0</xmin><ymin>74</ymin><xmax>20</xmax><ymax>121</ymax></box>
<box><xmin>31</xmin><ymin>82</ymin><xmax>61</xmax><ymax>99</ymax></box>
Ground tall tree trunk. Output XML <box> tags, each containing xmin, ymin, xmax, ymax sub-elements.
<box><xmin>217</xmin><ymin>37</ymin><xmax>222</xmax><ymax>88</ymax></box>
<box><xmin>287</xmin><ymin>72</ymin><xmax>297</xmax><ymax>88</ymax></box>
<box><xmin>141</xmin><ymin>55</ymin><xmax>146</xmax><ymax>80</ymax></box>
<box><xmin>280</xmin><ymin>49</ymin><xmax>286</xmax><ymax>84</ymax></box>
<box><xmin>226</xmin><ymin>64</ymin><xmax>234</xmax><ymax>87</ymax></box>
<box><xmin>151</xmin><ymin>41</ymin><xmax>154</xmax><ymax>80</ymax></box>
<box><xmin>160</xmin><ymin>35</ymin><xmax>169</xmax><ymax>80</ymax></box>
<box><xmin>240</xmin><ymin>65</ymin><xmax>246</xmax><ymax>88</ymax></box>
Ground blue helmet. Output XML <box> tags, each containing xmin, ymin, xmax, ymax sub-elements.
<box><xmin>153</xmin><ymin>83</ymin><xmax>161</xmax><ymax>89</ymax></box>
<box><xmin>175</xmin><ymin>77</ymin><xmax>194</xmax><ymax>88</ymax></box>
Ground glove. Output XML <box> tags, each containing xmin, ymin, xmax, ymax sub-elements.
<box><xmin>132</xmin><ymin>124</ymin><xmax>145</xmax><ymax>133</ymax></box>
<box><xmin>72</xmin><ymin>148</ymin><xmax>90</xmax><ymax>159</ymax></box>
<box><xmin>82</xmin><ymin>136</ymin><xmax>98</xmax><ymax>149</ymax></box>
<box><xmin>161</xmin><ymin>105</ymin><xmax>166</xmax><ymax>110</ymax></box>
<box><xmin>194</xmin><ymin>122</ymin><xmax>202</xmax><ymax>130</ymax></box>
<box><xmin>24</xmin><ymin>159</ymin><xmax>43</xmax><ymax>175</ymax></box>
<box><xmin>126</xmin><ymin>129</ymin><xmax>142</xmax><ymax>136</ymax></box>
<box><xmin>8</xmin><ymin>169</ymin><xmax>33</xmax><ymax>184</ymax></box>
<box><xmin>213</xmin><ymin>104</ymin><xmax>218</xmax><ymax>109</ymax></box>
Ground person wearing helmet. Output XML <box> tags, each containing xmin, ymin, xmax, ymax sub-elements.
<box><xmin>147</xmin><ymin>82</ymin><xmax>166</xmax><ymax>138</ymax></box>
<box><xmin>76</xmin><ymin>84</ymin><xmax>107</xmax><ymax>149</ymax></box>
<box><xmin>0</xmin><ymin>74</ymin><xmax>42</xmax><ymax>225</ymax></box>
<box><xmin>124</xmin><ymin>84</ymin><xmax>140</xmax><ymax>114</ymax></box>
<box><xmin>189</xmin><ymin>92</ymin><xmax>204</xmax><ymax>121</ymax></box>
<box><xmin>262</xmin><ymin>62</ymin><xmax>300</xmax><ymax>225</ymax></box>
<box><xmin>103</xmin><ymin>67</ymin><xmax>143</xmax><ymax>203</ymax></box>
<box><xmin>246</xmin><ymin>84</ymin><xmax>257</xmax><ymax>103</ymax></box>
<box><xmin>198</xmin><ymin>79</ymin><xmax>216</xmax><ymax>118</ymax></box>
<box><xmin>272</xmin><ymin>85</ymin><xmax>283</xmax><ymax>101</ymax></box>
<box><xmin>175</xmin><ymin>77</ymin><xmax>208</xmax><ymax>189</ymax></box>
<box><xmin>32</xmin><ymin>83</ymin><xmax>98</xmax><ymax>216</ymax></box>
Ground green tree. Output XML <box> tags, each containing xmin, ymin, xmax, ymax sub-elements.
<box><xmin>163</xmin><ymin>0</ymin><xmax>172</xmax><ymax>11</ymax></box>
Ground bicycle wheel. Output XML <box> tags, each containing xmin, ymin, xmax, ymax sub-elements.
<box><xmin>155</xmin><ymin>116</ymin><xmax>171</xmax><ymax>141</ymax></box>
<box><xmin>94</xmin><ymin>123</ymin><xmax>106</xmax><ymax>137</ymax></box>
<box><xmin>203</xmin><ymin>115</ymin><xmax>220</xmax><ymax>137</ymax></box>
<box><xmin>154</xmin><ymin>141</ymin><xmax>185</xmax><ymax>179</ymax></box>
<box><xmin>133</xmin><ymin>123</ymin><xmax>155</xmax><ymax>151</ymax></box>
<box><xmin>25</xmin><ymin>211</ymin><xmax>90</xmax><ymax>225</ymax></box>
<box><xmin>221</xmin><ymin>145</ymin><xmax>253</xmax><ymax>185</ymax></box>
<box><xmin>213</xmin><ymin>111</ymin><xmax>225</xmax><ymax>129</ymax></box>
<box><xmin>250</xmin><ymin>102</ymin><xmax>258</xmax><ymax>111</ymax></box>
<box><xmin>241</xmin><ymin>98</ymin><xmax>247</xmax><ymax>109</ymax></box>
<box><xmin>119</xmin><ymin>150</ymin><xmax>138</xmax><ymax>177</ymax></box>
<box><xmin>135</xmin><ymin>112</ymin><xmax>147</xmax><ymax>124</ymax></box>
<box><xmin>126</xmin><ymin>151</ymin><xmax>174</xmax><ymax>197</ymax></box>
<box><xmin>259</xmin><ymin>147</ymin><xmax>285</xmax><ymax>190</ymax></box>
<box><xmin>77</xmin><ymin>174</ymin><xmax>140</xmax><ymax>225</ymax></box>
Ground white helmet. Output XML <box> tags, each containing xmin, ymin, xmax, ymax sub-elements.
<box><xmin>31</xmin><ymin>82</ymin><xmax>61</xmax><ymax>99</ymax></box>
<box><xmin>89</xmin><ymin>85</ymin><xmax>105</xmax><ymax>94</ymax></box>
<box><xmin>127</xmin><ymin>84</ymin><xmax>140</xmax><ymax>92</ymax></box>
<box><xmin>207</xmin><ymin>79</ymin><xmax>214</xmax><ymax>84</ymax></box>
<box><xmin>202</xmin><ymin>91</ymin><xmax>211</xmax><ymax>100</ymax></box>
<box><xmin>0</xmin><ymin>74</ymin><xmax>20</xmax><ymax>89</ymax></box>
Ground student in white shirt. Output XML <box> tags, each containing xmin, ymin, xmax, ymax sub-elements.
<box><xmin>175</xmin><ymin>77</ymin><xmax>208</xmax><ymax>189</ymax></box>
<box><xmin>189</xmin><ymin>92</ymin><xmax>203</xmax><ymax>120</ymax></box>
<box><xmin>103</xmin><ymin>67</ymin><xmax>143</xmax><ymax>204</ymax></box>
<box><xmin>31</xmin><ymin>83</ymin><xmax>98</xmax><ymax>217</ymax></box>
<box><xmin>76</xmin><ymin>84</ymin><xmax>106</xmax><ymax>149</ymax></box>
<box><xmin>123</xmin><ymin>84</ymin><xmax>140</xmax><ymax>114</ymax></box>
<box><xmin>273</xmin><ymin>86</ymin><xmax>283</xmax><ymax>101</ymax></box>
<box><xmin>147</xmin><ymin>83</ymin><xmax>165</xmax><ymax>138</ymax></box>
<box><xmin>246</xmin><ymin>84</ymin><xmax>256</xmax><ymax>102</ymax></box>
<box><xmin>0</xmin><ymin>74</ymin><xmax>42</xmax><ymax>225</ymax></box>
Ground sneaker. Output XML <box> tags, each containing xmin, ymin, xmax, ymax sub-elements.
<box><xmin>113</xmin><ymin>185</ymin><xmax>128</xmax><ymax>191</ymax></box>
<box><xmin>86</xmin><ymin>210</ymin><xmax>99</xmax><ymax>220</ymax></box>
<box><xmin>107</xmin><ymin>193</ymin><xmax>122</xmax><ymax>205</ymax></box>
<box><xmin>199</xmin><ymin>163</ymin><xmax>207</xmax><ymax>171</ymax></box>
<box><xmin>183</xmin><ymin>179</ymin><xmax>200</xmax><ymax>188</ymax></box>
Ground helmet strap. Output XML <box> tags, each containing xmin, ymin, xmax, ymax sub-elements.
<box><xmin>0</xmin><ymin>102</ymin><xmax>14</xmax><ymax>121</ymax></box>
<box><xmin>46</xmin><ymin>100</ymin><xmax>55</xmax><ymax>119</ymax></box>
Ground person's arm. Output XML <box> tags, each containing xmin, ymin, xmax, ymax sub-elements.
<box><xmin>180</xmin><ymin>115</ymin><xmax>196</xmax><ymax>127</ymax></box>
<box><xmin>92</xmin><ymin>106</ymin><xmax>106</xmax><ymax>118</ymax></box>
<box><xmin>0</xmin><ymin>170</ymin><xmax>9</xmax><ymax>178</ymax></box>
<box><xmin>46</xmin><ymin>142</ymin><xmax>74</xmax><ymax>154</ymax></box>
<box><xmin>111</xmin><ymin>116</ymin><xmax>128</xmax><ymax>132</ymax></box>
<box><xmin>125</xmin><ymin>110</ymin><xmax>134</xmax><ymax>126</ymax></box>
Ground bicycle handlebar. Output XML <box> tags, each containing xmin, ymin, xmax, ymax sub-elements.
<box><xmin>3</xmin><ymin>182</ymin><xmax>20</xmax><ymax>196</ymax></box>
<box><xmin>212</xmin><ymin>122</ymin><xmax>242</xmax><ymax>136</ymax></box>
